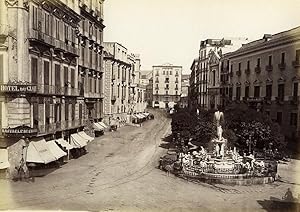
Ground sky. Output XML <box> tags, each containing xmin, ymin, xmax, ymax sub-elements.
<box><xmin>103</xmin><ymin>0</ymin><xmax>300</xmax><ymax>74</ymax></box>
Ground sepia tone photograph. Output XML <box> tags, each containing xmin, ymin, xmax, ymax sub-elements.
<box><xmin>0</xmin><ymin>0</ymin><xmax>300</xmax><ymax>211</ymax></box>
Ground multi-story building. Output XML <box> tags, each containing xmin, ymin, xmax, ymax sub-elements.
<box><xmin>188</xmin><ymin>58</ymin><xmax>199</xmax><ymax>109</ymax></box>
<box><xmin>145</xmin><ymin>77</ymin><xmax>153</xmax><ymax>107</ymax></box>
<box><xmin>226</xmin><ymin>26</ymin><xmax>300</xmax><ymax>140</ymax></box>
<box><xmin>0</xmin><ymin>0</ymin><xmax>104</xmax><ymax>178</ymax></box>
<box><xmin>179</xmin><ymin>74</ymin><xmax>190</xmax><ymax>108</ymax></box>
<box><xmin>139</xmin><ymin>70</ymin><xmax>152</xmax><ymax>86</ymax></box>
<box><xmin>103</xmin><ymin>42</ymin><xmax>146</xmax><ymax>125</ymax></box>
<box><xmin>152</xmin><ymin>63</ymin><xmax>182</xmax><ymax>108</ymax></box>
<box><xmin>195</xmin><ymin>38</ymin><xmax>248</xmax><ymax>109</ymax></box>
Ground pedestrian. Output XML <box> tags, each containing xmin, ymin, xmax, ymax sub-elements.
<box><xmin>140</xmin><ymin>121</ymin><xmax>142</xmax><ymax>127</ymax></box>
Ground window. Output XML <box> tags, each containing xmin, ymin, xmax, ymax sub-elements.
<box><xmin>238</xmin><ymin>63</ymin><xmax>241</xmax><ymax>71</ymax></box>
<box><xmin>277</xmin><ymin>112</ymin><xmax>282</xmax><ymax>124</ymax></box>
<box><xmin>254</xmin><ymin>86</ymin><xmax>260</xmax><ymax>98</ymax></box>
<box><xmin>290</xmin><ymin>113</ymin><xmax>297</xmax><ymax>126</ymax></box>
<box><xmin>296</xmin><ymin>49</ymin><xmax>300</xmax><ymax>61</ymax></box>
<box><xmin>236</xmin><ymin>87</ymin><xmax>241</xmax><ymax>100</ymax></box>
<box><xmin>170</xmin><ymin>71</ymin><xmax>172</xmax><ymax>75</ymax></box>
<box><xmin>32</xmin><ymin>5</ymin><xmax>38</xmax><ymax>30</ymax></box>
<box><xmin>268</xmin><ymin>55</ymin><xmax>272</xmax><ymax>65</ymax></box>
<box><xmin>278</xmin><ymin>84</ymin><xmax>285</xmax><ymax>101</ymax></box>
<box><xmin>65</xmin><ymin>103</ymin><xmax>69</xmax><ymax>121</ymax></box>
<box><xmin>55</xmin><ymin>19</ymin><xmax>60</xmax><ymax>39</ymax></box>
<box><xmin>266</xmin><ymin>84</ymin><xmax>272</xmax><ymax>99</ymax></box>
<box><xmin>55</xmin><ymin>64</ymin><xmax>60</xmax><ymax>88</ymax></box>
<box><xmin>175</xmin><ymin>91</ymin><xmax>178</xmax><ymax>95</ymax></box>
<box><xmin>213</xmin><ymin>70</ymin><xmax>216</xmax><ymax>86</ymax></box>
<box><xmin>31</xmin><ymin>58</ymin><xmax>38</xmax><ymax>84</ymax></box>
<box><xmin>163</xmin><ymin>71</ymin><xmax>165</xmax><ymax>75</ymax></box>
<box><xmin>165</xmin><ymin>77</ymin><xmax>169</xmax><ymax>82</ymax></box>
<box><xmin>44</xmin><ymin>13</ymin><xmax>50</xmax><ymax>35</ymax></box>
<box><xmin>281</xmin><ymin>52</ymin><xmax>285</xmax><ymax>64</ymax></box>
<box><xmin>257</xmin><ymin>58</ymin><xmax>260</xmax><ymax>67</ymax></box>
<box><xmin>64</xmin><ymin>24</ymin><xmax>69</xmax><ymax>42</ymax></box>
<box><xmin>247</xmin><ymin>61</ymin><xmax>250</xmax><ymax>70</ymax></box>
<box><xmin>230</xmin><ymin>64</ymin><xmax>233</xmax><ymax>71</ymax></box>
<box><xmin>229</xmin><ymin>87</ymin><xmax>233</xmax><ymax>99</ymax></box>
<box><xmin>293</xmin><ymin>82</ymin><xmax>298</xmax><ymax>97</ymax></box>
<box><xmin>45</xmin><ymin>103</ymin><xmax>50</xmax><ymax>125</ymax></box>
<box><xmin>166</xmin><ymin>91</ymin><xmax>168</xmax><ymax>95</ymax></box>
<box><xmin>245</xmin><ymin>86</ymin><xmax>249</xmax><ymax>98</ymax></box>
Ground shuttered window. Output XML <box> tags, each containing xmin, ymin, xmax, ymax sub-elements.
<box><xmin>31</xmin><ymin>57</ymin><xmax>38</xmax><ymax>84</ymax></box>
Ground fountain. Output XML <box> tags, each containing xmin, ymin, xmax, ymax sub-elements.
<box><xmin>162</xmin><ymin>109</ymin><xmax>278</xmax><ymax>185</ymax></box>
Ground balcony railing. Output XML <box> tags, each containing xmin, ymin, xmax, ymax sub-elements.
<box><xmin>255</xmin><ymin>66</ymin><xmax>261</xmax><ymax>73</ymax></box>
<box><xmin>236</xmin><ymin>70</ymin><xmax>241</xmax><ymax>76</ymax></box>
<box><xmin>289</xmin><ymin>96</ymin><xmax>299</xmax><ymax>105</ymax></box>
<box><xmin>244</xmin><ymin>68</ymin><xmax>250</xmax><ymax>75</ymax></box>
<box><xmin>111</xmin><ymin>95</ymin><xmax>117</xmax><ymax>101</ymax></box>
<box><xmin>276</xmin><ymin>96</ymin><xmax>284</xmax><ymax>105</ymax></box>
<box><xmin>265</xmin><ymin>65</ymin><xmax>273</xmax><ymax>72</ymax></box>
<box><xmin>292</xmin><ymin>60</ymin><xmax>300</xmax><ymax>68</ymax></box>
<box><xmin>84</xmin><ymin>92</ymin><xmax>101</xmax><ymax>98</ymax></box>
<box><xmin>246</xmin><ymin>97</ymin><xmax>264</xmax><ymax>103</ymax></box>
<box><xmin>278</xmin><ymin>63</ymin><xmax>286</xmax><ymax>70</ymax></box>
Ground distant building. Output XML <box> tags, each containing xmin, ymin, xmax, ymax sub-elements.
<box><xmin>179</xmin><ymin>75</ymin><xmax>190</xmax><ymax>108</ymax></box>
<box><xmin>139</xmin><ymin>70</ymin><xmax>152</xmax><ymax>86</ymax></box>
<box><xmin>192</xmin><ymin>38</ymin><xmax>249</xmax><ymax>110</ymax></box>
<box><xmin>152</xmin><ymin>63</ymin><xmax>182</xmax><ymax>108</ymax></box>
<box><xmin>103</xmin><ymin>43</ymin><xmax>146</xmax><ymax>125</ymax></box>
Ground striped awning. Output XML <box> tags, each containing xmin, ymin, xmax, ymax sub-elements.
<box><xmin>46</xmin><ymin>140</ymin><xmax>67</xmax><ymax>160</ymax></box>
<box><xmin>78</xmin><ymin>131</ymin><xmax>94</xmax><ymax>143</ymax></box>
<box><xmin>70</xmin><ymin>133</ymin><xmax>88</xmax><ymax>148</ymax></box>
<box><xmin>55</xmin><ymin>138</ymin><xmax>73</xmax><ymax>150</ymax></box>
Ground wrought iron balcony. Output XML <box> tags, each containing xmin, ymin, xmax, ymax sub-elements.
<box><xmin>255</xmin><ymin>66</ymin><xmax>261</xmax><ymax>73</ymax></box>
<box><xmin>265</xmin><ymin>65</ymin><xmax>273</xmax><ymax>72</ymax></box>
<box><xmin>278</xmin><ymin>63</ymin><xmax>286</xmax><ymax>70</ymax></box>
<box><xmin>244</xmin><ymin>68</ymin><xmax>251</xmax><ymax>75</ymax></box>
<box><xmin>292</xmin><ymin>60</ymin><xmax>300</xmax><ymax>67</ymax></box>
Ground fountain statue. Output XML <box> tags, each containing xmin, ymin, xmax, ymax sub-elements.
<box><xmin>212</xmin><ymin>109</ymin><xmax>227</xmax><ymax>159</ymax></box>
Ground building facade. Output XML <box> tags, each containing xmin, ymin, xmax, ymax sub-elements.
<box><xmin>179</xmin><ymin>74</ymin><xmax>190</xmax><ymax>108</ymax></box>
<box><xmin>103</xmin><ymin>42</ymin><xmax>146</xmax><ymax>125</ymax></box>
<box><xmin>152</xmin><ymin>63</ymin><xmax>182</xmax><ymax>108</ymax></box>
<box><xmin>226</xmin><ymin>27</ymin><xmax>300</xmax><ymax>140</ymax></box>
<box><xmin>0</xmin><ymin>0</ymin><xmax>105</xmax><ymax>178</ymax></box>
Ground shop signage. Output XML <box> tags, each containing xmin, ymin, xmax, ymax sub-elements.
<box><xmin>0</xmin><ymin>84</ymin><xmax>37</xmax><ymax>93</ymax></box>
<box><xmin>2</xmin><ymin>125</ymin><xmax>38</xmax><ymax>137</ymax></box>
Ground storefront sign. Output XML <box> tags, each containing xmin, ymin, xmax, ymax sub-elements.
<box><xmin>0</xmin><ymin>84</ymin><xmax>37</xmax><ymax>93</ymax></box>
<box><xmin>2</xmin><ymin>125</ymin><xmax>38</xmax><ymax>137</ymax></box>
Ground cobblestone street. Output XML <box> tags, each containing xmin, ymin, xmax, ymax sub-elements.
<box><xmin>0</xmin><ymin>109</ymin><xmax>299</xmax><ymax>211</ymax></box>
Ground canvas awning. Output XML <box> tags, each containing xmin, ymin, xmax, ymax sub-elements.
<box><xmin>93</xmin><ymin>123</ymin><xmax>105</xmax><ymax>130</ymax></box>
<box><xmin>78</xmin><ymin>131</ymin><xmax>94</xmax><ymax>142</ymax></box>
<box><xmin>55</xmin><ymin>138</ymin><xmax>74</xmax><ymax>150</ymax></box>
<box><xmin>131</xmin><ymin>114</ymin><xmax>138</xmax><ymax>119</ymax></box>
<box><xmin>26</xmin><ymin>138</ymin><xmax>57</xmax><ymax>164</ymax></box>
<box><xmin>136</xmin><ymin>114</ymin><xmax>144</xmax><ymax>119</ymax></box>
<box><xmin>46</xmin><ymin>140</ymin><xmax>67</xmax><ymax>160</ymax></box>
<box><xmin>99</xmin><ymin>122</ymin><xmax>108</xmax><ymax>128</ymax></box>
<box><xmin>0</xmin><ymin>149</ymin><xmax>10</xmax><ymax>169</ymax></box>
<box><xmin>70</xmin><ymin>133</ymin><xmax>88</xmax><ymax>148</ymax></box>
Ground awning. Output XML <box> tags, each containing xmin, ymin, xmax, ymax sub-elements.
<box><xmin>144</xmin><ymin>112</ymin><xmax>150</xmax><ymax>116</ymax></box>
<box><xmin>94</xmin><ymin>123</ymin><xmax>105</xmax><ymax>130</ymax></box>
<box><xmin>70</xmin><ymin>133</ymin><xmax>88</xmax><ymax>148</ymax></box>
<box><xmin>131</xmin><ymin>114</ymin><xmax>138</xmax><ymax>119</ymax></box>
<box><xmin>78</xmin><ymin>131</ymin><xmax>94</xmax><ymax>142</ymax></box>
<box><xmin>46</xmin><ymin>140</ymin><xmax>67</xmax><ymax>160</ymax></box>
<box><xmin>55</xmin><ymin>138</ymin><xmax>73</xmax><ymax>150</ymax></box>
<box><xmin>0</xmin><ymin>149</ymin><xmax>10</xmax><ymax>169</ymax></box>
<box><xmin>99</xmin><ymin>122</ymin><xmax>108</xmax><ymax>128</ymax></box>
<box><xmin>26</xmin><ymin>138</ymin><xmax>57</xmax><ymax>164</ymax></box>
<box><xmin>137</xmin><ymin>114</ymin><xmax>145</xmax><ymax>119</ymax></box>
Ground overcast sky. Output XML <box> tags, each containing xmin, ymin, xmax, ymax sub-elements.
<box><xmin>103</xmin><ymin>0</ymin><xmax>300</xmax><ymax>74</ymax></box>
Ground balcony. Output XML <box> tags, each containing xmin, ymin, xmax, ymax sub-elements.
<box><xmin>292</xmin><ymin>60</ymin><xmax>300</xmax><ymax>68</ymax></box>
<box><xmin>244</xmin><ymin>68</ymin><xmax>250</xmax><ymax>75</ymax></box>
<box><xmin>289</xmin><ymin>96</ymin><xmax>299</xmax><ymax>105</ymax></box>
<box><xmin>85</xmin><ymin>92</ymin><xmax>101</xmax><ymax>98</ymax></box>
<box><xmin>236</xmin><ymin>70</ymin><xmax>241</xmax><ymax>76</ymax></box>
<box><xmin>264</xmin><ymin>96</ymin><xmax>272</xmax><ymax>105</ymax></box>
<box><xmin>278</xmin><ymin>63</ymin><xmax>286</xmax><ymax>70</ymax></box>
<box><xmin>112</xmin><ymin>75</ymin><xmax>116</xmax><ymax>81</ymax></box>
<box><xmin>255</xmin><ymin>66</ymin><xmax>261</xmax><ymax>73</ymax></box>
<box><xmin>111</xmin><ymin>95</ymin><xmax>117</xmax><ymax>102</ymax></box>
<box><xmin>276</xmin><ymin>97</ymin><xmax>284</xmax><ymax>105</ymax></box>
<box><xmin>265</xmin><ymin>65</ymin><xmax>273</xmax><ymax>72</ymax></box>
<box><xmin>66</xmin><ymin>44</ymin><xmax>79</xmax><ymax>56</ymax></box>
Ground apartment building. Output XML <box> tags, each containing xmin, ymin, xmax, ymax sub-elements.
<box><xmin>226</xmin><ymin>26</ymin><xmax>300</xmax><ymax>139</ymax></box>
<box><xmin>152</xmin><ymin>63</ymin><xmax>182</xmax><ymax>108</ymax></box>
<box><xmin>0</xmin><ymin>0</ymin><xmax>105</xmax><ymax>178</ymax></box>
<box><xmin>103</xmin><ymin>42</ymin><xmax>146</xmax><ymax>125</ymax></box>
<box><xmin>194</xmin><ymin>38</ymin><xmax>248</xmax><ymax>110</ymax></box>
<box><xmin>188</xmin><ymin>58</ymin><xmax>199</xmax><ymax>109</ymax></box>
<box><xmin>179</xmin><ymin>74</ymin><xmax>190</xmax><ymax>108</ymax></box>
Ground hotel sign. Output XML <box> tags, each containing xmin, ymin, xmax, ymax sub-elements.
<box><xmin>2</xmin><ymin>125</ymin><xmax>38</xmax><ymax>137</ymax></box>
<box><xmin>0</xmin><ymin>84</ymin><xmax>37</xmax><ymax>93</ymax></box>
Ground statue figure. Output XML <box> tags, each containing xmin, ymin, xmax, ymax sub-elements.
<box><xmin>220</xmin><ymin>143</ymin><xmax>225</xmax><ymax>159</ymax></box>
<box><xmin>216</xmin><ymin>144</ymin><xmax>220</xmax><ymax>157</ymax></box>
<box><xmin>214</xmin><ymin>110</ymin><xmax>224</xmax><ymax>140</ymax></box>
